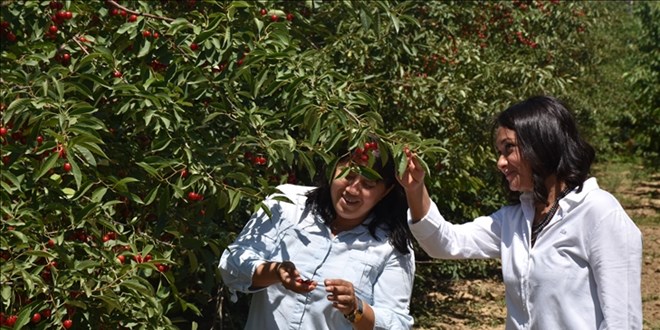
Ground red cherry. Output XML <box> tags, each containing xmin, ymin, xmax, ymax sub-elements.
<box><xmin>142</xmin><ymin>30</ymin><xmax>151</xmax><ymax>37</ymax></box>
<box><xmin>49</xmin><ymin>25</ymin><xmax>58</xmax><ymax>33</ymax></box>
<box><xmin>41</xmin><ymin>308</ymin><xmax>52</xmax><ymax>318</ymax></box>
<box><xmin>117</xmin><ymin>255</ymin><xmax>126</xmax><ymax>264</ymax></box>
<box><xmin>62</xmin><ymin>53</ymin><xmax>71</xmax><ymax>61</ymax></box>
<box><xmin>286</xmin><ymin>13</ymin><xmax>294</xmax><ymax>21</ymax></box>
<box><xmin>128</xmin><ymin>14</ymin><xmax>137</xmax><ymax>22</ymax></box>
<box><xmin>270</xmin><ymin>14</ymin><xmax>278</xmax><ymax>22</ymax></box>
<box><xmin>144</xmin><ymin>254</ymin><xmax>152</xmax><ymax>262</ymax></box>
<box><xmin>260</xmin><ymin>8</ymin><xmax>267</xmax><ymax>16</ymax></box>
<box><xmin>153</xmin><ymin>32</ymin><xmax>159</xmax><ymax>39</ymax></box>
<box><xmin>37</xmin><ymin>135</ymin><xmax>44</xmax><ymax>145</ymax></box>
<box><xmin>32</xmin><ymin>312</ymin><xmax>42</xmax><ymax>324</ymax></box>
<box><xmin>113</xmin><ymin>70</ymin><xmax>122</xmax><ymax>78</ymax></box>
<box><xmin>0</xmin><ymin>127</ymin><xmax>7</xmax><ymax>136</ymax></box>
<box><xmin>47</xmin><ymin>239</ymin><xmax>55</xmax><ymax>248</ymax></box>
<box><xmin>6</xmin><ymin>315</ymin><xmax>17</xmax><ymax>326</ymax></box>
<box><xmin>180</xmin><ymin>169</ymin><xmax>188</xmax><ymax>178</ymax></box>
<box><xmin>63</xmin><ymin>162</ymin><xmax>72</xmax><ymax>172</ymax></box>
<box><xmin>187</xmin><ymin>191</ymin><xmax>198</xmax><ymax>201</ymax></box>
<box><xmin>133</xmin><ymin>254</ymin><xmax>143</xmax><ymax>263</ymax></box>
<box><xmin>64</xmin><ymin>11</ymin><xmax>72</xmax><ymax>20</ymax></box>
<box><xmin>62</xmin><ymin>319</ymin><xmax>73</xmax><ymax>329</ymax></box>
<box><xmin>190</xmin><ymin>43</ymin><xmax>198</xmax><ymax>51</ymax></box>
<box><xmin>110</xmin><ymin>8</ymin><xmax>119</xmax><ymax>16</ymax></box>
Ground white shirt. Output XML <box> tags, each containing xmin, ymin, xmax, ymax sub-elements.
<box><xmin>409</xmin><ymin>178</ymin><xmax>642</xmax><ymax>329</ymax></box>
<box><xmin>219</xmin><ymin>184</ymin><xmax>415</xmax><ymax>330</ymax></box>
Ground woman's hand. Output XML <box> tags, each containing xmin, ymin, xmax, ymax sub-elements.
<box><xmin>397</xmin><ymin>148</ymin><xmax>432</xmax><ymax>222</ymax></box>
<box><xmin>397</xmin><ymin>148</ymin><xmax>426</xmax><ymax>192</ymax></box>
<box><xmin>277</xmin><ymin>261</ymin><xmax>317</xmax><ymax>293</ymax></box>
<box><xmin>324</xmin><ymin>278</ymin><xmax>360</xmax><ymax>316</ymax></box>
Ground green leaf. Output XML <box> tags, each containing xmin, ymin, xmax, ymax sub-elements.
<box><xmin>136</xmin><ymin>162</ymin><xmax>159</xmax><ymax>177</ymax></box>
<box><xmin>34</xmin><ymin>152</ymin><xmax>59</xmax><ymax>181</ymax></box>
<box><xmin>143</xmin><ymin>186</ymin><xmax>160</xmax><ymax>206</ymax></box>
<box><xmin>121</xmin><ymin>279</ymin><xmax>152</xmax><ymax>296</ymax></box>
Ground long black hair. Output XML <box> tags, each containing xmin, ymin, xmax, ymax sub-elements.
<box><xmin>495</xmin><ymin>95</ymin><xmax>595</xmax><ymax>205</ymax></box>
<box><xmin>304</xmin><ymin>147</ymin><xmax>413</xmax><ymax>254</ymax></box>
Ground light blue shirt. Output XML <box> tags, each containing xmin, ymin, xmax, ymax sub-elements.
<box><xmin>219</xmin><ymin>184</ymin><xmax>415</xmax><ymax>330</ymax></box>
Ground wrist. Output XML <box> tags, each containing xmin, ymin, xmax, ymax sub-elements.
<box><xmin>344</xmin><ymin>296</ymin><xmax>364</xmax><ymax>323</ymax></box>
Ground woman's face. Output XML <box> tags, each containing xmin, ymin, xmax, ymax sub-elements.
<box><xmin>495</xmin><ymin>127</ymin><xmax>534</xmax><ymax>192</ymax></box>
<box><xmin>330</xmin><ymin>163</ymin><xmax>391</xmax><ymax>224</ymax></box>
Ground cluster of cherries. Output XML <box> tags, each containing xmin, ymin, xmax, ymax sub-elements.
<box><xmin>244</xmin><ymin>151</ymin><xmax>267</xmax><ymax>166</ymax></box>
<box><xmin>0</xmin><ymin>20</ymin><xmax>16</xmax><ymax>43</ymax></box>
<box><xmin>187</xmin><ymin>191</ymin><xmax>204</xmax><ymax>201</ymax></box>
<box><xmin>260</xmin><ymin>8</ymin><xmax>295</xmax><ymax>22</ymax></box>
<box><xmin>0</xmin><ymin>308</ymin><xmax>58</xmax><ymax>326</ymax></box>
<box><xmin>352</xmin><ymin>141</ymin><xmax>379</xmax><ymax>164</ymax></box>
<box><xmin>46</xmin><ymin>1</ymin><xmax>74</xmax><ymax>41</ymax></box>
<box><xmin>108</xmin><ymin>4</ymin><xmax>136</xmax><ymax>23</ymax></box>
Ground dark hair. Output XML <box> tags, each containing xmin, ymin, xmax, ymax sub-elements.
<box><xmin>495</xmin><ymin>95</ymin><xmax>595</xmax><ymax>204</ymax></box>
<box><xmin>305</xmin><ymin>148</ymin><xmax>413</xmax><ymax>254</ymax></box>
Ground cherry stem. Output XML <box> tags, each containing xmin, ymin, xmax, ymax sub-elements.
<box><xmin>72</xmin><ymin>35</ymin><xmax>89</xmax><ymax>55</ymax></box>
<box><xmin>106</xmin><ymin>0</ymin><xmax>175</xmax><ymax>22</ymax></box>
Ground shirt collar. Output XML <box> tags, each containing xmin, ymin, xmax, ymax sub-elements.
<box><xmin>519</xmin><ymin>177</ymin><xmax>599</xmax><ymax>211</ymax></box>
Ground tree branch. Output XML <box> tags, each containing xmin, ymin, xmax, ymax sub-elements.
<box><xmin>106</xmin><ymin>0</ymin><xmax>174</xmax><ymax>22</ymax></box>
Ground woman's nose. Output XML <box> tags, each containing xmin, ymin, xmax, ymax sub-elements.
<box><xmin>496</xmin><ymin>154</ymin><xmax>507</xmax><ymax>173</ymax></box>
<box><xmin>345</xmin><ymin>177</ymin><xmax>361</xmax><ymax>193</ymax></box>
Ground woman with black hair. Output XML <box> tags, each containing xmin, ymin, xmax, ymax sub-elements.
<box><xmin>399</xmin><ymin>95</ymin><xmax>642</xmax><ymax>329</ymax></box>
<box><xmin>219</xmin><ymin>142</ymin><xmax>415</xmax><ymax>330</ymax></box>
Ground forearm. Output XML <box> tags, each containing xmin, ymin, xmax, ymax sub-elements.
<box><xmin>351</xmin><ymin>302</ymin><xmax>375</xmax><ymax>330</ymax></box>
<box><xmin>405</xmin><ymin>184</ymin><xmax>431</xmax><ymax>223</ymax></box>
<box><xmin>250</xmin><ymin>261</ymin><xmax>281</xmax><ymax>289</ymax></box>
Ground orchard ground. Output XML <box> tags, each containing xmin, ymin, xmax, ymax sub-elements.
<box><xmin>415</xmin><ymin>159</ymin><xmax>660</xmax><ymax>330</ymax></box>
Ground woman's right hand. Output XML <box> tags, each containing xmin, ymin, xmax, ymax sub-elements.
<box><xmin>277</xmin><ymin>261</ymin><xmax>317</xmax><ymax>293</ymax></box>
<box><xmin>397</xmin><ymin>148</ymin><xmax>432</xmax><ymax>222</ymax></box>
<box><xmin>397</xmin><ymin>148</ymin><xmax>426</xmax><ymax>192</ymax></box>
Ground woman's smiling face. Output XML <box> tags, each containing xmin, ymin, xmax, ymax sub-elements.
<box><xmin>330</xmin><ymin>163</ymin><xmax>391</xmax><ymax>224</ymax></box>
<box><xmin>495</xmin><ymin>127</ymin><xmax>534</xmax><ymax>193</ymax></box>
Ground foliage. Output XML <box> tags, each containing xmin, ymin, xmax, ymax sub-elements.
<box><xmin>626</xmin><ymin>1</ymin><xmax>660</xmax><ymax>165</ymax></box>
<box><xmin>0</xmin><ymin>0</ymin><xmax>652</xmax><ymax>329</ymax></box>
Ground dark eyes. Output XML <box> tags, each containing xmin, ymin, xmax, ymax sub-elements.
<box><xmin>344</xmin><ymin>173</ymin><xmax>378</xmax><ymax>189</ymax></box>
<box><xmin>498</xmin><ymin>143</ymin><xmax>516</xmax><ymax>156</ymax></box>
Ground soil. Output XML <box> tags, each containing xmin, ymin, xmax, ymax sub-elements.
<box><xmin>417</xmin><ymin>172</ymin><xmax>660</xmax><ymax>330</ymax></box>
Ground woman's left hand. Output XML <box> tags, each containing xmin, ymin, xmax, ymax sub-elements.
<box><xmin>324</xmin><ymin>278</ymin><xmax>360</xmax><ymax>315</ymax></box>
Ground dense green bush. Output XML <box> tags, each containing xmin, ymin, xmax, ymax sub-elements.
<box><xmin>0</xmin><ymin>1</ymin><xmax>651</xmax><ymax>329</ymax></box>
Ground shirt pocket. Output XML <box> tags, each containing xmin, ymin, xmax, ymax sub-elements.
<box><xmin>348</xmin><ymin>250</ymin><xmax>381</xmax><ymax>300</ymax></box>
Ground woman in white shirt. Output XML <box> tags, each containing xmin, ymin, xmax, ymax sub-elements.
<box><xmin>219</xmin><ymin>143</ymin><xmax>415</xmax><ymax>330</ymax></box>
<box><xmin>399</xmin><ymin>95</ymin><xmax>642</xmax><ymax>329</ymax></box>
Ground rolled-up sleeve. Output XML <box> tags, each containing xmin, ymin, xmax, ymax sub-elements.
<box><xmin>218</xmin><ymin>199</ymin><xmax>283</xmax><ymax>293</ymax></box>
<box><xmin>372</xmin><ymin>250</ymin><xmax>415</xmax><ymax>330</ymax></box>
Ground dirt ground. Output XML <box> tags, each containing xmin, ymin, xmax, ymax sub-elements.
<box><xmin>417</xmin><ymin>171</ymin><xmax>660</xmax><ymax>330</ymax></box>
